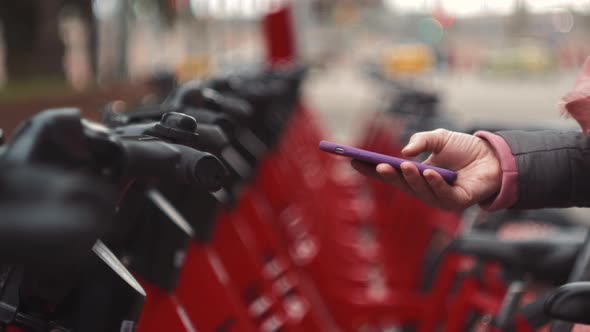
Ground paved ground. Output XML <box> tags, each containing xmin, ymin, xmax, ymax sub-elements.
<box><xmin>305</xmin><ymin>65</ymin><xmax>581</xmax><ymax>140</ymax></box>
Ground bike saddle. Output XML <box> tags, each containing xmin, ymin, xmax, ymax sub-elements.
<box><xmin>449</xmin><ymin>232</ymin><xmax>584</xmax><ymax>285</ymax></box>
<box><xmin>544</xmin><ymin>282</ymin><xmax>590</xmax><ymax>325</ymax></box>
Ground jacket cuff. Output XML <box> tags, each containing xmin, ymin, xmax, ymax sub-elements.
<box><xmin>474</xmin><ymin>131</ymin><xmax>518</xmax><ymax>211</ymax></box>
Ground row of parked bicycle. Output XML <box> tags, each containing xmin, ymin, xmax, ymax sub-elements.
<box><xmin>0</xmin><ymin>60</ymin><xmax>590</xmax><ymax>332</ymax></box>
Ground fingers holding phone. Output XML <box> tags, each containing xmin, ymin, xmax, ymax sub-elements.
<box><xmin>331</xmin><ymin>129</ymin><xmax>503</xmax><ymax>211</ymax></box>
<box><xmin>351</xmin><ymin>160</ymin><xmax>413</xmax><ymax>195</ymax></box>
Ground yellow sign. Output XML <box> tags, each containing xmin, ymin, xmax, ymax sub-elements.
<box><xmin>175</xmin><ymin>56</ymin><xmax>211</xmax><ymax>82</ymax></box>
<box><xmin>382</xmin><ymin>44</ymin><xmax>434</xmax><ymax>76</ymax></box>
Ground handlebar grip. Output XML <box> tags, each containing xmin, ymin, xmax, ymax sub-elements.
<box><xmin>175</xmin><ymin>144</ymin><xmax>226</xmax><ymax>191</ymax></box>
<box><xmin>111</xmin><ymin>120</ymin><xmax>231</xmax><ymax>155</ymax></box>
<box><xmin>194</xmin><ymin>123</ymin><xmax>230</xmax><ymax>154</ymax></box>
<box><xmin>120</xmin><ymin>139</ymin><xmax>225</xmax><ymax>191</ymax></box>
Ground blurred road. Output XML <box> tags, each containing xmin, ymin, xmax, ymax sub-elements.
<box><xmin>305</xmin><ymin>65</ymin><xmax>580</xmax><ymax>140</ymax></box>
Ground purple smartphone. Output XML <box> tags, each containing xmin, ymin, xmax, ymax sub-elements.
<box><xmin>319</xmin><ymin>140</ymin><xmax>457</xmax><ymax>184</ymax></box>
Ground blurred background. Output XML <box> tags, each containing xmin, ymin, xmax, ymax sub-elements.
<box><xmin>0</xmin><ymin>0</ymin><xmax>589</xmax><ymax>138</ymax></box>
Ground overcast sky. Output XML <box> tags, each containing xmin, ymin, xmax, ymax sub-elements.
<box><xmin>180</xmin><ymin>0</ymin><xmax>590</xmax><ymax>19</ymax></box>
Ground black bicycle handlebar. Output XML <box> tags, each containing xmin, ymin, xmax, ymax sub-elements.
<box><xmin>3</xmin><ymin>109</ymin><xmax>226</xmax><ymax>192</ymax></box>
<box><xmin>119</xmin><ymin>139</ymin><xmax>224</xmax><ymax>191</ymax></box>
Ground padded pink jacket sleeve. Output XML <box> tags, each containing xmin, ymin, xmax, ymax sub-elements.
<box><xmin>474</xmin><ymin>131</ymin><xmax>518</xmax><ymax>211</ymax></box>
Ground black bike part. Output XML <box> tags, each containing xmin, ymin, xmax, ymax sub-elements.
<box><xmin>263</xmin><ymin>64</ymin><xmax>307</xmax><ymax>104</ymax></box>
<box><xmin>204</xmin><ymin>77</ymin><xmax>287</xmax><ymax>147</ymax></box>
<box><xmin>0</xmin><ymin>267</ymin><xmax>22</xmax><ymax>326</ymax></box>
<box><xmin>545</xmin><ymin>282</ymin><xmax>590</xmax><ymax>325</ymax></box>
<box><xmin>112</xmin><ymin>122</ymin><xmax>155</xmax><ymax>136</ymax></box>
<box><xmin>194</xmin><ymin>124</ymin><xmax>254</xmax><ymax>184</ymax></box>
<box><xmin>184</xmin><ymin>108</ymin><xmax>260</xmax><ymax>165</ymax></box>
<box><xmin>0</xmin><ymin>266</ymin><xmax>69</xmax><ymax>331</ymax></box>
<box><xmin>150</xmin><ymin>112</ymin><xmax>199</xmax><ymax>143</ymax></box>
<box><xmin>0</xmin><ymin>204</ymin><xmax>106</xmax><ymax>266</ymax></box>
<box><xmin>109</xmin><ymin>184</ymin><xmax>194</xmax><ymax>290</ymax></box>
<box><xmin>448</xmin><ymin>231</ymin><xmax>584</xmax><ymax>286</ymax></box>
<box><xmin>492</xmin><ymin>280</ymin><xmax>526</xmax><ymax>330</ymax></box>
<box><xmin>191</xmin><ymin>124</ymin><xmax>248</xmax><ymax>188</ymax></box>
<box><xmin>119</xmin><ymin>139</ymin><xmax>226</xmax><ymax>192</ymax></box>
<box><xmin>193</xmin><ymin>123</ymin><xmax>230</xmax><ymax>155</ymax></box>
<box><xmin>0</xmin><ymin>267</ymin><xmax>72</xmax><ymax>331</ymax></box>
<box><xmin>0</xmin><ymin>165</ymin><xmax>117</xmax><ymax>312</ymax></box>
<box><xmin>110</xmin><ymin>119</ymin><xmax>245</xmax><ymax>187</ymax></box>
<box><xmin>253</xmin><ymin>76</ymin><xmax>294</xmax><ymax>137</ymax></box>
<box><xmin>111</xmin><ymin>110</ymin><xmax>242</xmax><ymax>159</ymax></box>
<box><xmin>2</xmin><ymin>108</ymin><xmax>96</xmax><ymax>169</ymax></box>
<box><xmin>114</xmin><ymin>179</ymin><xmax>219</xmax><ymax>278</ymax></box>
<box><xmin>145</xmin><ymin>70</ymin><xmax>177</xmax><ymax>103</ymax></box>
<box><xmin>166</xmin><ymin>80</ymin><xmax>253</xmax><ymax>120</ymax></box>
<box><xmin>56</xmin><ymin>241</ymin><xmax>145</xmax><ymax>332</ymax></box>
<box><xmin>548</xmin><ymin>230</ymin><xmax>590</xmax><ymax>331</ymax></box>
<box><xmin>86</xmin><ymin>112</ymin><xmax>229</xmax><ymax>192</ymax></box>
<box><xmin>102</xmin><ymin>103</ymin><xmax>180</xmax><ymax>127</ymax></box>
<box><xmin>474</xmin><ymin>209</ymin><xmax>576</xmax><ymax>232</ymax></box>
<box><xmin>184</xmin><ymin>108</ymin><xmax>238</xmax><ymax>138</ymax></box>
<box><xmin>0</xmin><ymin>165</ymin><xmax>115</xmax><ymax>265</ymax></box>
<box><xmin>517</xmin><ymin>293</ymin><xmax>552</xmax><ymax>329</ymax></box>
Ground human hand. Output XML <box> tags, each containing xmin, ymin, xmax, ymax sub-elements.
<box><xmin>351</xmin><ymin>129</ymin><xmax>502</xmax><ymax>211</ymax></box>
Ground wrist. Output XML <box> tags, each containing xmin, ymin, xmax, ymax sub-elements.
<box><xmin>479</xmin><ymin>137</ymin><xmax>503</xmax><ymax>196</ymax></box>
<box><xmin>474</xmin><ymin>131</ymin><xmax>518</xmax><ymax>211</ymax></box>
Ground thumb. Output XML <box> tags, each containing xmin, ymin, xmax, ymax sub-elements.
<box><xmin>402</xmin><ymin>129</ymin><xmax>450</xmax><ymax>157</ymax></box>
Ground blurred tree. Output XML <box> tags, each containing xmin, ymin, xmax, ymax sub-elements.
<box><xmin>508</xmin><ymin>0</ymin><xmax>530</xmax><ymax>37</ymax></box>
<box><xmin>0</xmin><ymin>0</ymin><xmax>63</xmax><ymax>81</ymax></box>
<box><xmin>156</xmin><ymin>0</ymin><xmax>177</xmax><ymax>25</ymax></box>
<box><xmin>0</xmin><ymin>0</ymin><xmax>95</xmax><ymax>83</ymax></box>
<box><xmin>71</xmin><ymin>0</ymin><xmax>97</xmax><ymax>82</ymax></box>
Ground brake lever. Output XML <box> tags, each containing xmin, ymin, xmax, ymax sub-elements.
<box><xmin>102</xmin><ymin>102</ymin><xmax>180</xmax><ymax>128</ymax></box>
